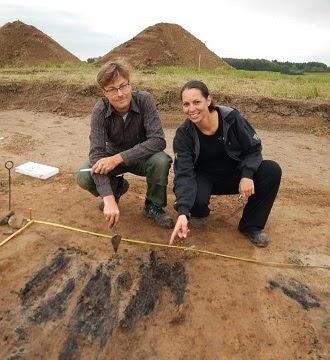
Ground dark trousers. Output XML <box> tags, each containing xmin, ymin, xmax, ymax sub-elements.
<box><xmin>75</xmin><ymin>151</ymin><xmax>172</xmax><ymax>208</ymax></box>
<box><xmin>190</xmin><ymin>160</ymin><xmax>282</xmax><ymax>232</ymax></box>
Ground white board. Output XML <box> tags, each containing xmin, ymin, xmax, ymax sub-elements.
<box><xmin>15</xmin><ymin>162</ymin><xmax>59</xmax><ymax>180</ymax></box>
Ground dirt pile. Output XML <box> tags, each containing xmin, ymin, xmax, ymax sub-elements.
<box><xmin>96</xmin><ymin>22</ymin><xmax>231</xmax><ymax>69</ymax></box>
<box><xmin>0</xmin><ymin>20</ymin><xmax>81</xmax><ymax>67</ymax></box>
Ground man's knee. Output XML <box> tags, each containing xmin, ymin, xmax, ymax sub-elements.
<box><xmin>149</xmin><ymin>152</ymin><xmax>172</xmax><ymax>169</ymax></box>
<box><xmin>75</xmin><ymin>169</ymin><xmax>92</xmax><ymax>190</ymax></box>
<box><xmin>75</xmin><ymin>161</ymin><xmax>98</xmax><ymax>196</ymax></box>
<box><xmin>147</xmin><ymin>152</ymin><xmax>172</xmax><ymax>182</ymax></box>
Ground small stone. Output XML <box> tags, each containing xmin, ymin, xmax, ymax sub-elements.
<box><xmin>3</xmin><ymin>229</ymin><xmax>15</xmax><ymax>235</ymax></box>
<box><xmin>0</xmin><ymin>210</ymin><xmax>15</xmax><ymax>225</ymax></box>
<box><xmin>8</xmin><ymin>214</ymin><xmax>27</xmax><ymax>229</ymax></box>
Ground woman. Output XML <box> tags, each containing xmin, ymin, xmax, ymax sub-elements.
<box><xmin>169</xmin><ymin>80</ymin><xmax>281</xmax><ymax>247</ymax></box>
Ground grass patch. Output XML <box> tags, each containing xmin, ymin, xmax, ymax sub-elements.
<box><xmin>0</xmin><ymin>64</ymin><xmax>329</xmax><ymax>101</ymax></box>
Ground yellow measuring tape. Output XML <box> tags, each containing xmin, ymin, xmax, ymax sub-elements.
<box><xmin>0</xmin><ymin>218</ymin><xmax>328</xmax><ymax>270</ymax></box>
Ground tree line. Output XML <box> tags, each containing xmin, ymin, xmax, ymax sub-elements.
<box><xmin>223</xmin><ymin>58</ymin><xmax>329</xmax><ymax>74</ymax></box>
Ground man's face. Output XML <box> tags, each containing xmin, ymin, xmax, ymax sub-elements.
<box><xmin>103</xmin><ymin>75</ymin><xmax>132</xmax><ymax>113</ymax></box>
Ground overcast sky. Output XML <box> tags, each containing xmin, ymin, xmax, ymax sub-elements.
<box><xmin>1</xmin><ymin>0</ymin><xmax>329</xmax><ymax>65</ymax></box>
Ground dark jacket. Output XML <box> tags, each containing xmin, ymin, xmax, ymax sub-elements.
<box><xmin>173</xmin><ymin>105</ymin><xmax>263</xmax><ymax>216</ymax></box>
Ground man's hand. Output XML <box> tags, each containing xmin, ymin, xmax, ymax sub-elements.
<box><xmin>169</xmin><ymin>215</ymin><xmax>190</xmax><ymax>245</ymax></box>
<box><xmin>92</xmin><ymin>154</ymin><xmax>123</xmax><ymax>175</ymax></box>
<box><xmin>103</xmin><ymin>195</ymin><xmax>120</xmax><ymax>228</ymax></box>
<box><xmin>239</xmin><ymin>177</ymin><xmax>255</xmax><ymax>199</ymax></box>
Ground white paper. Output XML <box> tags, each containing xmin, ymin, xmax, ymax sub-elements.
<box><xmin>15</xmin><ymin>162</ymin><xmax>59</xmax><ymax>180</ymax></box>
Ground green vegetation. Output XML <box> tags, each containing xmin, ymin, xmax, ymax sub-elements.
<box><xmin>0</xmin><ymin>64</ymin><xmax>329</xmax><ymax>101</ymax></box>
<box><xmin>0</xmin><ymin>62</ymin><xmax>96</xmax><ymax>86</ymax></box>
<box><xmin>223</xmin><ymin>58</ymin><xmax>329</xmax><ymax>75</ymax></box>
<box><xmin>135</xmin><ymin>66</ymin><xmax>330</xmax><ymax>101</ymax></box>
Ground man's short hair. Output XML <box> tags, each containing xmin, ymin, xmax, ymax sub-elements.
<box><xmin>97</xmin><ymin>61</ymin><xmax>130</xmax><ymax>89</ymax></box>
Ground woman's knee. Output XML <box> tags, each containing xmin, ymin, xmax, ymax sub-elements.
<box><xmin>259</xmin><ymin>160</ymin><xmax>282</xmax><ymax>184</ymax></box>
<box><xmin>191</xmin><ymin>191</ymin><xmax>210</xmax><ymax>217</ymax></box>
<box><xmin>193</xmin><ymin>193</ymin><xmax>209</xmax><ymax>210</ymax></box>
<box><xmin>192</xmin><ymin>175</ymin><xmax>212</xmax><ymax>213</ymax></box>
<box><xmin>267</xmin><ymin>160</ymin><xmax>281</xmax><ymax>179</ymax></box>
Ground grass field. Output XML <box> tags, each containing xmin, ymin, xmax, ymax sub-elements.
<box><xmin>0</xmin><ymin>64</ymin><xmax>329</xmax><ymax>101</ymax></box>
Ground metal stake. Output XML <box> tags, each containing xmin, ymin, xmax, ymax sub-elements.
<box><xmin>5</xmin><ymin>161</ymin><xmax>14</xmax><ymax>211</ymax></box>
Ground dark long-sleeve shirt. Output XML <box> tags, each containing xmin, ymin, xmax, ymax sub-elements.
<box><xmin>89</xmin><ymin>90</ymin><xmax>166</xmax><ymax>197</ymax></box>
<box><xmin>173</xmin><ymin>105</ymin><xmax>263</xmax><ymax>216</ymax></box>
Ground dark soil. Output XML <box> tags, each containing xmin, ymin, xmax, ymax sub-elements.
<box><xmin>19</xmin><ymin>250</ymin><xmax>70</xmax><ymax>306</ymax></box>
<box><xmin>5</xmin><ymin>247</ymin><xmax>188</xmax><ymax>360</ymax></box>
<box><xmin>268</xmin><ymin>277</ymin><xmax>320</xmax><ymax>310</ymax></box>
<box><xmin>60</xmin><ymin>265</ymin><xmax>116</xmax><ymax>359</ymax></box>
<box><xmin>120</xmin><ymin>250</ymin><xmax>187</xmax><ymax>329</ymax></box>
<box><xmin>31</xmin><ymin>278</ymin><xmax>75</xmax><ymax>324</ymax></box>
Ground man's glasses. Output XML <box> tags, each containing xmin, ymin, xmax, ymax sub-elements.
<box><xmin>104</xmin><ymin>82</ymin><xmax>130</xmax><ymax>96</ymax></box>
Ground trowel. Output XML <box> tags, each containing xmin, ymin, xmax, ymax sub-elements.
<box><xmin>110</xmin><ymin>232</ymin><xmax>122</xmax><ymax>254</ymax></box>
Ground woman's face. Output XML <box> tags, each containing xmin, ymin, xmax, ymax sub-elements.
<box><xmin>181</xmin><ymin>88</ymin><xmax>211</xmax><ymax>123</ymax></box>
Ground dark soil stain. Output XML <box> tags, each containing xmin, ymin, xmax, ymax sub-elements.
<box><xmin>58</xmin><ymin>335</ymin><xmax>78</xmax><ymax>360</ymax></box>
<box><xmin>59</xmin><ymin>265</ymin><xmax>117</xmax><ymax>360</ymax></box>
<box><xmin>268</xmin><ymin>277</ymin><xmax>320</xmax><ymax>310</ymax></box>
<box><xmin>120</xmin><ymin>250</ymin><xmax>188</xmax><ymax>329</ymax></box>
<box><xmin>19</xmin><ymin>250</ymin><xmax>70</xmax><ymax>306</ymax></box>
<box><xmin>15</xmin><ymin>327</ymin><xmax>28</xmax><ymax>342</ymax></box>
<box><xmin>12</xmin><ymin>248</ymin><xmax>188</xmax><ymax>359</ymax></box>
<box><xmin>30</xmin><ymin>278</ymin><xmax>75</xmax><ymax>324</ymax></box>
<box><xmin>116</xmin><ymin>271</ymin><xmax>132</xmax><ymax>292</ymax></box>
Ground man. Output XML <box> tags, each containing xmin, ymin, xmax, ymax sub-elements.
<box><xmin>76</xmin><ymin>61</ymin><xmax>174</xmax><ymax>229</ymax></box>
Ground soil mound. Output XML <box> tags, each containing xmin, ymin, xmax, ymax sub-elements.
<box><xmin>96</xmin><ymin>22</ymin><xmax>231</xmax><ymax>69</ymax></box>
<box><xmin>0</xmin><ymin>20</ymin><xmax>81</xmax><ymax>67</ymax></box>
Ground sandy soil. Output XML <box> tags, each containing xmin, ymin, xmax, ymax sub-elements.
<box><xmin>0</xmin><ymin>109</ymin><xmax>329</xmax><ymax>360</ymax></box>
